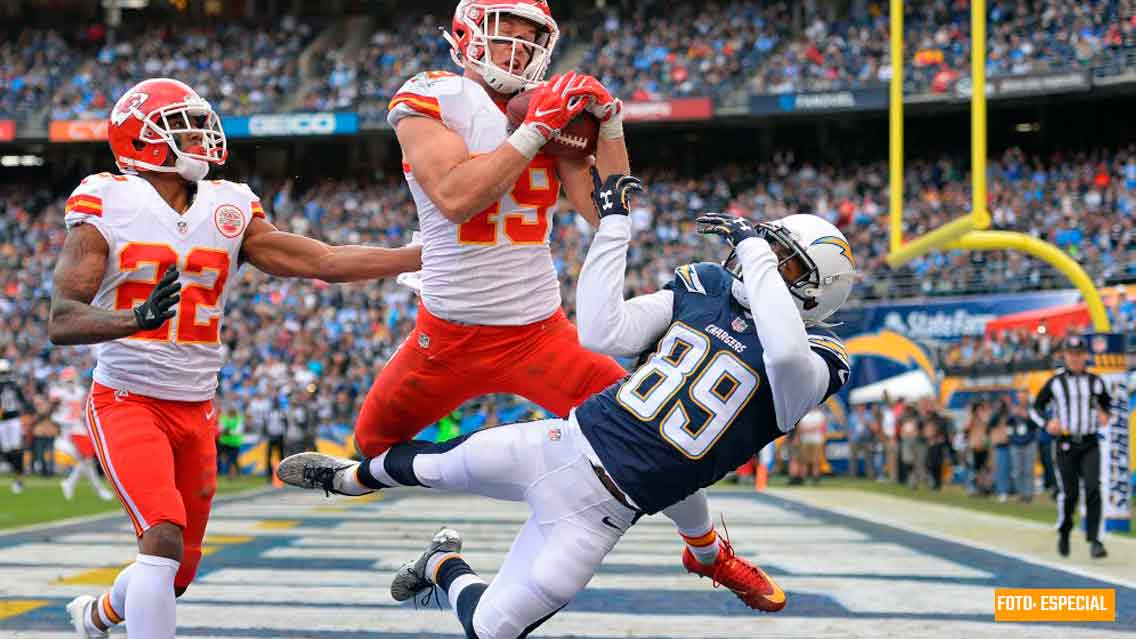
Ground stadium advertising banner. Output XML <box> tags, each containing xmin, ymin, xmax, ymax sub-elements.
<box><xmin>748</xmin><ymin>88</ymin><xmax>888</xmax><ymax>116</ymax></box>
<box><xmin>834</xmin><ymin>289</ymin><xmax>1081</xmax><ymax>342</ymax></box>
<box><xmin>1090</xmin><ymin>333</ymin><xmax>1132</xmax><ymax>533</ymax></box>
<box><xmin>222</xmin><ymin>112</ymin><xmax>359</xmax><ymax>138</ymax></box>
<box><xmin>954</xmin><ymin>70</ymin><xmax>1091</xmax><ymax>100</ymax></box>
<box><xmin>0</xmin><ymin>120</ymin><xmax>14</xmax><ymax>142</ymax></box>
<box><xmin>621</xmin><ymin>97</ymin><xmax>713</xmax><ymax>122</ymax></box>
<box><xmin>48</xmin><ymin>119</ymin><xmax>108</xmax><ymax>142</ymax></box>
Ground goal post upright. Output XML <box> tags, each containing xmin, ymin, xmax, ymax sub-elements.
<box><xmin>882</xmin><ymin>0</ymin><xmax>1109</xmax><ymax>331</ymax></box>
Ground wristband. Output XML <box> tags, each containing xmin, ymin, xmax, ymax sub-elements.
<box><xmin>507</xmin><ymin>124</ymin><xmax>546</xmax><ymax>160</ymax></box>
<box><xmin>599</xmin><ymin>115</ymin><xmax>624</xmax><ymax>140</ymax></box>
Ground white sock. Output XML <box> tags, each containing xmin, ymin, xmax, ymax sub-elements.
<box><xmin>63</xmin><ymin>464</ymin><xmax>80</xmax><ymax>490</ymax></box>
<box><xmin>366</xmin><ymin>451</ymin><xmax>401</xmax><ymax>487</ymax></box>
<box><xmin>125</xmin><ymin>553</ymin><xmax>179</xmax><ymax>638</ymax></box>
<box><xmin>82</xmin><ymin>460</ymin><xmax>104</xmax><ymax>491</ymax></box>
<box><xmin>662</xmin><ymin>491</ymin><xmax>720</xmax><ymax>565</ymax></box>
<box><xmin>425</xmin><ymin>551</ymin><xmax>462</xmax><ymax>585</ymax></box>
<box><xmin>91</xmin><ymin>562</ymin><xmax>134</xmax><ymax>630</ymax></box>
<box><xmin>332</xmin><ymin>462</ymin><xmax>372</xmax><ymax>495</ymax></box>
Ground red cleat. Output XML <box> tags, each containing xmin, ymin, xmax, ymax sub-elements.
<box><xmin>683</xmin><ymin>535</ymin><xmax>786</xmax><ymax>612</ymax></box>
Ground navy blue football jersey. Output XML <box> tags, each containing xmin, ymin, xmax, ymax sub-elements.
<box><xmin>576</xmin><ymin>262</ymin><xmax>850</xmax><ymax>514</ymax></box>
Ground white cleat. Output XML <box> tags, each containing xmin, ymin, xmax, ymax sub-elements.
<box><xmin>390</xmin><ymin>527</ymin><xmax>463</xmax><ymax>602</ymax></box>
<box><xmin>275</xmin><ymin>452</ymin><xmax>372</xmax><ymax>496</ymax></box>
<box><xmin>66</xmin><ymin>595</ymin><xmax>107</xmax><ymax>638</ymax></box>
<box><xmin>97</xmin><ymin>488</ymin><xmax>114</xmax><ymax>502</ymax></box>
<box><xmin>11</xmin><ymin>479</ymin><xmax>22</xmax><ymax>495</ymax></box>
<box><xmin>62</xmin><ymin>480</ymin><xmax>76</xmax><ymax>501</ymax></box>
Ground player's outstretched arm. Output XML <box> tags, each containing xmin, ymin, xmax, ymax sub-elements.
<box><xmin>240</xmin><ymin>217</ymin><xmax>422</xmax><ymax>282</ymax></box>
<box><xmin>49</xmin><ymin>224</ymin><xmax>176</xmax><ymax>345</ymax></box>
<box><xmin>557</xmin><ymin>75</ymin><xmax>630</xmax><ymax>227</ymax></box>
<box><xmin>577</xmin><ymin>169</ymin><xmax>673</xmax><ymax>357</ymax></box>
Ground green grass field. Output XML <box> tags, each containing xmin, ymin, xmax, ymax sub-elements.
<box><xmin>0</xmin><ymin>475</ymin><xmax>266</xmax><ymax>531</ymax></box>
<box><xmin>769</xmin><ymin>475</ymin><xmax>1135</xmax><ymax>537</ymax></box>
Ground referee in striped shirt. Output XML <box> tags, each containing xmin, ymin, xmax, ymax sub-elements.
<box><xmin>1031</xmin><ymin>335</ymin><xmax>1111</xmax><ymax>559</ymax></box>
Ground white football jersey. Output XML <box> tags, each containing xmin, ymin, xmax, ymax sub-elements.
<box><xmin>388</xmin><ymin>71</ymin><xmax>561</xmax><ymax>326</ymax></box>
<box><xmin>64</xmin><ymin>172</ymin><xmax>264</xmax><ymax>401</ymax></box>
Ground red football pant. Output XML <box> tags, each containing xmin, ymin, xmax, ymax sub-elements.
<box><xmin>86</xmin><ymin>382</ymin><xmax>217</xmax><ymax>589</ymax></box>
<box><xmin>354</xmin><ymin>304</ymin><xmax>627</xmax><ymax>457</ymax></box>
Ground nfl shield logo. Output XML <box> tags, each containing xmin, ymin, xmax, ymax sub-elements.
<box><xmin>417</xmin><ymin>333</ymin><xmax>430</xmax><ymax>349</ymax></box>
<box><xmin>1091</xmin><ymin>335</ymin><xmax>1108</xmax><ymax>354</ymax></box>
<box><xmin>548</xmin><ymin>428</ymin><xmax>561</xmax><ymax>441</ymax></box>
<box><xmin>731</xmin><ymin>316</ymin><xmax>747</xmax><ymax>332</ymax></box>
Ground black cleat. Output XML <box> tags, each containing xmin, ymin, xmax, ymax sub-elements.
<box><xmin>1090</xmin><ymin>541</ymin><xmax>1107</xmax><ymax>559</ymax></box>
<box><xmin>1057</xmin><ymin>533</ymin><xmax>1070</xmax><ymax>557</ymax></box>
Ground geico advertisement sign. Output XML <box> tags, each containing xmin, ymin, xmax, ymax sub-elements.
<box><xmin>49</xmin><ymin>120</ymin><xmax>109</xmax><ymax>142</ymax></box>
<box><xmin>224</xmin><ymin>112</ymin><xmax>359</xmax><ymax>137</ymax></box>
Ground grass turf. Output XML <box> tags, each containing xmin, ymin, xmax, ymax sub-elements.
<box><xmin>768</xmin><ymin>474</ymin><xmax>1135</xmax><ymax>537</ymax></box>
<box><xmin>0</xmin><ymin>475</ymin><xmax>266</xmax><ymax>531</ymax></box>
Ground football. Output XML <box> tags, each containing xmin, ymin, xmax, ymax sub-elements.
<box><xmin>506</xmin><ymin>89</ymin><xmax>600</xmax><ymax>160</ymax></box>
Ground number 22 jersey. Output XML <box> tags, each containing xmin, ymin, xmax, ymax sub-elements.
<box><xmin>575</xmin><ymin>262</ymin><xmax>851</xmax><ymax>514</ymax></box>
<box><xmin>63</xmin><ymin>172</ymin><xmax>264</xmax><ymax>401</ymax></box>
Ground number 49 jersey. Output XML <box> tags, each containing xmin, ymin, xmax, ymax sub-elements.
<box><xmin>388</xmin><ymin>71</ymin><xmax>562</xmax><ymax>326</ymax></box>
<box><xmin>576</xmin><ymin>262</ymin><xmax>850</xmax><ymax>514</ymax></box>
<box><xmin>64</xmin><ymin>172</ymin><xmax>264</xmax><ymax>402</ymax></box>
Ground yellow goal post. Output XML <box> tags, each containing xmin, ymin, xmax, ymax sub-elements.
<box><xmin>883</xmin><ymin>0</ymin><xmax>1110</xmax><ymax>331</ymax></box>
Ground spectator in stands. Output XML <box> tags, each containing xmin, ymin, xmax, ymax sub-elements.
<box><xmin>965</xmin><ymin>401</ymin><xmax>993</xmax><ymax>496</ymax></box>
<box><xmin>263</xmin><ymin>399</ymin><xmax>287</xmax><ymax>483</ymax></box>
<box><xmin>218</xmin><ymin>402</ymin><xmax>244</xmax><ymax>479</ymax></box>
<box><xmin>29</xmin><ymin>396</ymin><xmax>57</xmax><ymax>477</ymax></box>
<box><xmin>881</xmin><ymin>393</ymin><xmax>901</xmax><ymax>481</ymax></box>
<box><xmin>990</xmin><ymin>396</ymin><xmax>1014</xmax><ymax>502</ymax></box>
<box><xmin>797</xmin><ymin>407</ymin><xmax>827</xmax><ymax>484</ymax></box>
<box><xmin>849</xmin><ymin>403</ymin><xmax>876</xmax><ymax>479</ymax></box>
<box><xmin>898</xmin><ymin>404</ymin><xmax>921</xmax><ymax>486</ymax></box>
<box><xmin>922</xmin><ymin>402</ymin><xmax>953</xmax><ymax>491</ymax></box>
<box><xmin>1110</xmin><ymin>286</ymin><xmax>1134</xmax><ymax>331</ymax></box>
<box><xmin>1008</xmin><ymin>391</ymin><xmax>1038</xmax><ymax>503</ymax></box>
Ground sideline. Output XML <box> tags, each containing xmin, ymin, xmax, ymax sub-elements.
<box><xmin>0</xmin><ymin>485</ymin><xmax>276</xmax><ymax>539</ymax></box>
<box><xmin>769</xmin><ymin>487</ymin><xmax>1136</xmax><ymax>591</ymax></box>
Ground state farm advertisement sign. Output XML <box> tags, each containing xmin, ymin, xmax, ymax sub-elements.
<box><xmin>623</xmin><ymin>97</ymin><xmax>713</xmax><ymax>123</ymax></box>
<box><xmin>49</xmin><ymin>119</ymin><xmax>109</xmax><ymax>142</ymax></box>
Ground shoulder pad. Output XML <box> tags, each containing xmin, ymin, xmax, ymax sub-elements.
<box><xmin>667</xmin><ymin>262</ymin><xmax>731</xmax><ymax>297</ymax></box>
<box><xmin>64</xmin><ymin>173</ymin><xmax>135</xmax><ymax>228</ymax></box>
<box><xmin>807</xmin><ymin>330</ymin><xmax>851</xmax><ymax>371</ymax></box>
<box><xmin>388</xmin><ymin>71</ymin><xmax>463</xmax><ymax>125</ymax></box>
<box><xmin>208</xmin><ymin>180</ymin><xmax>265</xmax><ymax>219</ymax></box>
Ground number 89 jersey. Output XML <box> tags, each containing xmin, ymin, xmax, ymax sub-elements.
<box><xmin>64</xmin><ymin>172</ymin><xmax>263</xmax><ymax>402</ymax></box>
<box><xmin>576</xmin><ymin>262</ymin><xmax>850</xmax><ymax>514</ymax></box>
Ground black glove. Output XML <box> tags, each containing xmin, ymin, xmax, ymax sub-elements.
<box><xmin>133</xmin><ymin>265</ymin><xmax>181</xmax><ymax>330</ymax></box>
<box><xmin>695</xmin><ymin>213</ymin><xmax>763</xmax><ymax>247</ymax></box>
<box><xmin>590</xmin><ymin>166</ymin><xmax>644</xmax><ymax>219</ymax></box>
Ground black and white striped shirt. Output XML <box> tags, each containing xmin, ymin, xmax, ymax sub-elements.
<box><xmin>1031</xmin><ymin>369</ymin><xmax>1111</xmax><ymax>436</ymax></box>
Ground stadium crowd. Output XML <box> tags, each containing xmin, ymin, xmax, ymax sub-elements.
<box><xmin>578</xmin><ymin>0</ymin><xmax>791</xmax><ymax>104</ymax></box>
<box><xmin>4</xmin><ymin>141</ymin><xmax>1136</xmax><ymax>477</ymax></box>
<box><xmin>4</xmin><ymin>0</ymin><xmax>1136</xmax><ymax>124</ymax></box>
<box><xmin>750</xmin><ymin>0</ymin><xmax>1134</xmax><ymax>95</ymax></box>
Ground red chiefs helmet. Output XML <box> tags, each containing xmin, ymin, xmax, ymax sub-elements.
<box><xmin>107</xmin><ymin>78</ymin><xmax>227</xmax><ymax>179</ymax></box>
<box><xmin>443</xmin><ymin>0</ymin><xmax>559</xmax><ymax>95</ymax></box>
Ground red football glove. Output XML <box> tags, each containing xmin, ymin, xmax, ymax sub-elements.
<box><xmin>509</xmin><ymin>71</ymin><xmax>593</xmax><ymax>159</ymax></box>
<box><xmin>576</xmin><ymin>74</ymin><xmax>624</xmax><ymax>139</ymax></box>
<box><xmin>522</xmin><ymin>71</ymin><xmax>591</xmax><ymax>138</ymax></box>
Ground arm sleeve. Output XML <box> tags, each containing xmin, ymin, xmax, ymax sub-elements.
<box><xmin>1030</xmin><ymin>377</ymin><xmax>1054</xmax><ymax>426</ymax></box>
<box><xmin>576</xmin><ymin>215</ymin><xmax>674</xmax><ymax>357</ymax></box>
<box><xmin>1093</xmin><ymin>375</ymin><xmax>1112</xmax><ymax>413</ymax></box>
<box><xmin>735</xmin><ymin>237</ymin><xmax>834</xmax><ymax>432</ymax></box>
